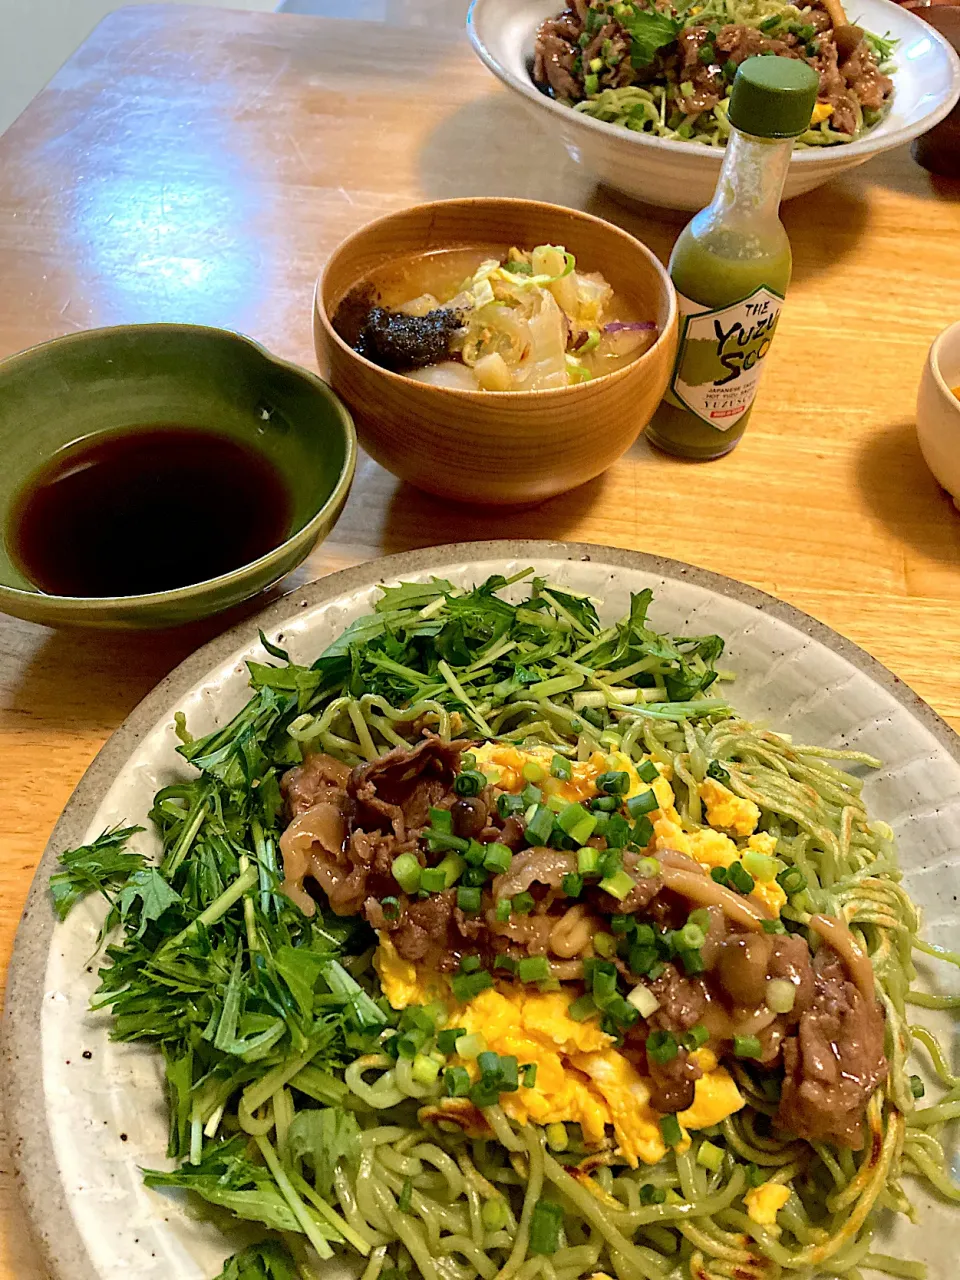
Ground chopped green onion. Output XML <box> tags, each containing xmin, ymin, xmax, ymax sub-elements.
<box><xmin>679</xmin><ymin>79</ymin><xmax>694</xmax><ymax>98</ymax></box>
<box><xmin>593</xmin><ymin>932</ymin><xmax>617</xmax><ymax>959</ymax></box>
<box><xmin>660</xmin><ymin>1114</ymin><xmax>683</xmax><ymax>1147</ymax></box>
<box><xmin>726</xmin><ymin>862</ymin><xmax>755</xmax><ymax>894</ymax></box>
<box><xmin>421</xmin><ymin>853</ymin><xmax>465</xmax><ymax>893</ymax></box>
<box><xmin>682</xmin><ymin>1024</ymin><xmax>709</xmax><ymax>1051</ymax></box>
<box><xmin>469</xmin><ymin>1080</ymin><xmax>501</xmax><ymax>1108</ymax></box>
<box><xmin>495</xmin><ymin>954</ymin><xmax>517</xmax><ymax>973</ymax></box>
<box><xmin>723</xmin><ymin>58</ymin><xmax>737</xmax><ymax>83</ymax></box>
<box><xmin>381</xmin><ymin>896</ymin><xmax>401</xmax><ymax>922</ymax></box>
<box><xmin>638</xmin><ymin>1183</ymin><xmax>666</xmax><ymax>1205</ymax></box>
<box><xmin>734</xmin><ymin>1035</ymin><xmax>763</xmax><ymax>1059</ymax></box>
<box><xmin>626</xmin><ymin>983</ymin><xmax>659</xmax><ymax>1018</ymax></box>
<box><xmin>710</xmin><ymin>866</ymin><xmax>729</xmax><ymax>886</ymax></box>
<box><xmin>444</xmin><ymin>1066</ymin><xmax>471</xmax><ymax>1097</ymax></box>
<box><xmin>483</xmin><ymin>843</ymin><xmax>513</xmax><ymax>874</ymax></box>
<box><xmin>776</xmin><ymin>866</ymin><xmax>807</xmax><ymax>895</ymax></box>
<box><xmin>679</xmin><ymin>923</ymin><xmax>706</xmax><ymax>950</ymax></box>
<box><xmin>477</xmin><ymin>1050</ymin><xmax>501</xmax><ymax>1079</ymax></box>
<box><xmin>698</xmin><ymin>42</ymin><xmax>716</xmax><ymax>63</ymax></box>
<box><xmin>759</xmin><ymin>13</ymin><xmax>780</xmax><ymax>29</ymax></box>
<box><xmin>604</xmin><ymin>995</ymin><xmax>640</xmax><ymax>1029</ymax></box>
<box><xmin>599</xmin><ymin>870</ymin><xmax>636</xmax><ymax>900</ymax></box>
<box><xmin>518</xmin><ymin>956</ymin><xmax>551</xmax><ymax>983</ymax></box>
<box><xmin>562</xmin><ymin>872</ymin><xmax>583</xmax><ymax>898</ymax></box>
<box><xmin>526</xmin><ymin>805</ymin><xmax>555</xmax><ymax>845</ymax></box>
<box><xmin>558</xmin><ymin>803</ymin><xmax>596</xmax><ymax>844</ymax></box>
<box><xmin>595</xmin><ymin>771</ymin><xmax>629</xmax><ymax>796</ymax></box>
<box><xmin>497</xmin><ymin>793</ymin><xmax>525</xmax><ymax>819</ymax></box>
<box><xmin>522</xmin><ymin>761</ymin><xmax>546</xmax><ymax>783</ymax></box>
<box><xmin>551</xmin><ymin>755</ymin><xmax>573</xmax><ymax>781</ymax></box>
<box><xmin>437</xmin><ymin>1027</ymin><xmax>465</xmax><ymax>1054</ymax></box>
<box><xmin>546</xmin><ymin>793</ymin><xmax>568</xmax><ymax>814</ymax></box>
<box><xmin>706</xmin><ymin>760</ymin><xmax>731</xmax><ymax>784</ymax></box>
<box><xmin>605</xmin><ymin>814</ymin><xmax>632</xmax><ymax>848</ymax></box>
<box><xmin>522</xmin><ymin>1062</ymin><xmax>538</xmax><ymax>1087</ymax></box>
<box><xmin>910</xmin><ymin>1075</ymin><xmax>925</xmax><ymax>1099</ymax></box>
<box><xmin>429</xmin><ymin>808</ymin><xmax>453</xmax><ymax>834</ymax></box>
<box><xmin>599</xmin><ymin>848</ymin><xmax>622</xmax><ymax>878</ymax></box>
<box><xmin>766</xmin><ymin>978</ymin><xmax>796</xmax><ymax>1014</ymax></box>
<box><xmin>456</xmin><ymin>1032</ymin><xmax>486</xmax><ymax>1059</ymax></box>
<box><xmin>461</xmin><ymin>753</ymin><xmax>477</xmax><ymax>770</ymax></box>
<box><xmin>545</xmin><ymin>1122</ymin><xmax>568</xmax><ymax>1151</ymax></box>
<box><xmin>495</xmin><ymin>898</ymin><xmax>512</xmax><ymax>923</ymax></box>
<box><xmin>578</xmin><ymin>847</ymin><xmax>600</xmax><ymax>876</ymax></box>
<box><xmin>451</xmin><ymin>971</ymin><xmax>494</xmax><ymax>1003</ymax></box>
<box><xmin>584</xmin><ymin>73</ymin><xmax>600</xmax><ymax>95</ymax></box>
<box><xmin>626</xmin><ymin>789</ymin><xmax>658</xmax><ymax>818</ymax></box>
<box><xmin>637</xmin><ymin>760</ymin><xmax>659</xmax><ymax>783</ymax></box>
<box><xmin>568</xmin><ymin>993</ymin><xmax>598</xmax><ymax>1021</ymax></box>
<box><xmin>499</xmin><ymin>1055</ymin><xmax>519</xmax><ymax>1091</ymax></box>
<box><xmin>392</xmin><ymin>854</ymin><xmax>421</xmax><ymax>894</ymax></box>
<box><xmin>589</xmin><ymin>55</ymin><xmax>604</xmax><ymax>72</ymax></box>
<box><xmin>462</xmin><ymin>866</ymin><xmax>487</xmax><ymax>887</ymax></box>
<box><xmin>397</xmin><ymin>1026</ymin><xmax>429</xmax><ymax>1058</ymax></box>
<box><xmin>629</xmin><ymin>944</ymin><xmax>658</xmax><ymax>976</ymax></box>
<box><xmin>630</xmin><ymin>815</ymin><xmax>654</xmax><ymax>847</ymax></box>
<box><xmin>697</xmin><ymin>1140</ymin><xmax>724</xmax><ymax>1172</ymax></box>
<box><xmin>646</xmin><ymin>1030</ymin><xmax>679</xmax><ymax>1065</ymax></box>
<box><xmin>687</xmin><ymin>909</ymin><xmax>711</xmax><ymax>931</ymax></box>
<box><xmin>454</xmin><ymin>770</ymin><xmax>486</xmax><ymax>797</ymax></box>
<box><xmin>521</xmin><ymin>782</ymin><xmax>543</xmax><ymax>808</ymax></box>
<box><xmin>680</xmin><ymin>948</ymin><xmax>705</xmax><ymax>976</ymax></box>
<box><xmin>529</xmin><ymin>1201</ymin><xmax>564</xmax><ymax>1255</ymax></box>
<box><xmin>460</xmin><ymin>955</ymin><xmax>481</xmax><ymax>973</ymax></box>
<box><xmin>636</xmin><ymin>856</ymin><xmax>660</xmax><ymax>878</ymax></box>
<box><xmin>743</xmin><ymin>851</ymin><xmax>776</xmax><ymax>882</ymax></box>
<box><xmin>463</xmin><ymin>840</ymin><xmax>486</xmax><ymax>867</ymax></box>
<box><xmin>762</xmin><ymin>918</ymin><xmax>787</xmax><ymax>935</ymax></box>
<box><xmin>457</xmin><ymin>886</ymin><xmax>482</xmax><ymax>914</ymax></box>
<box><xmin>513</xmin><ymin>891</ymin><xmax>535</xmax><ymax>915</ymax></box>
<box><xmin>590</xmin><ymin>795</ymin><xmax>620</xmax><ymax>813</ymax></box>
<box><xmin>591</xmin><ymin>963</ymin><xmax>618</xmax><ymax>1007</ymax></box>
<box><xmin>412</xmin><ymin>1053</ymin><xmax>440</xmax><ymax>1085</ymax></box>
<box><xmin>398</xmin><ymin>1176</ymin><xmax>413</xmax><ymax>1212</ymax></box>
<box><xmin>611</xmin><ymin>914</ymin><xmax>633</xmax><ymax>935</ymax></box>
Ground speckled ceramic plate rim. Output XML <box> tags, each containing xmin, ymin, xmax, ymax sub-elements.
<box><xmin>5</xmin><ymin>538</ymin><xmax>960</xmax><ymax>1280</ymax></box>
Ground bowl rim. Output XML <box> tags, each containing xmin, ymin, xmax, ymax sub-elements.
<box><xmin>315</xmin><ymin>195</ymin><xmax>678</xmax><ymax>400</ymax></box>
<box><xmin>466</xmin><ymin>0</ymin><xmax>960</xmax><ymax>166</ymax></box>
<box><xmin>0</xmin><ymin>323</ymin><xmax>358</xmax><ymax>614</ymax></box>
<box><xmin>929</xmin><ymin>320</ymin><xmax>960</xmax><ymax>409</ymax></box>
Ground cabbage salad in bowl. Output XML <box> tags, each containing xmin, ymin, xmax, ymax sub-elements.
<box><xmin>533</xmin><ymin>0</ymin><xmax>897</xmax><ymax>146</ymax></box>
<box><xmin>53</xmin><ymin>573</ymin><xmax>960</xmax><ymax>1280</ymax></box>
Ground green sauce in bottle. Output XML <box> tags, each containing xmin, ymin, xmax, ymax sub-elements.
<box><xmin>646</xmin><ymin>57</ymin><xmax>819</xmax><ymax>461</ymax></box>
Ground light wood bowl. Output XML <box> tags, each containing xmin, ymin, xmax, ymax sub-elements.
<box><xmin>314</xmin><ymin>198</ymin><xmax>678</xmax><ymax>507</ymax></box>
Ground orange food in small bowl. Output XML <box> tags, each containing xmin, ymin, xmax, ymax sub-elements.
<box><xmin>314</xmin><ymin>198</ymin><xmax>678</xmax><ymax>507</ymax></box>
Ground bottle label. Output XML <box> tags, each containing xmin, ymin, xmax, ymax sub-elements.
<box><xmin>668</xmin><ymin>286</ymin><xmax>784</xmax><ymax>432</ymax></box>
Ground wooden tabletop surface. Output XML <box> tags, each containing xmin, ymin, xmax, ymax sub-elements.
<box><xmin>1</xmin><ymin>2</ymin><xmax>959</xmax><ymax>1272</ymax></box>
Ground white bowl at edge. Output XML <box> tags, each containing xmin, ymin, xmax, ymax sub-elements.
<box><xmin>467</xmin><ymin>0</ymin><xmax>960</xmax><ymax>211</ymax></box>
<box><xmin>917</xmin><ymin>320</ymin><xmax>960</xmax><ymax>509</ymax></box>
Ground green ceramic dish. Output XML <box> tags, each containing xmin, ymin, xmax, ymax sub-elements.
<box><xmin>0</xmin><ymin>324</ymin><xmax>357</xmax><ymax>629</ymax></box>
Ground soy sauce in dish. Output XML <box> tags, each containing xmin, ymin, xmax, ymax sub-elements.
<box><xmin>8</xmin><ymin>427</ymin><xmax>292</xmax><ymax>597</ymax></box>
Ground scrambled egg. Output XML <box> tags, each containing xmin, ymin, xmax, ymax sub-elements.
<box><xmin>699</xmin><ymin>777</ymin><xmax>759</xmax><ymax>837</ymax></box>
<box><xmin>744</xmin><ymin>1182</ymin><xmax>790</xmax><ymax>1226</ymax></box>
<box><xmin>376</xmin><ymin>940</ymin><xmax>745</xmax><ymax>1167</ymax></box>
<box><xmin>472</xmin><ymin>744</ymin><xmax>670</xmax><ymax>808</ymax></box>
<box><xmin>810</xmin><ymin>102</ymin><xmax>835</xmax><ymax>124</ymax></box>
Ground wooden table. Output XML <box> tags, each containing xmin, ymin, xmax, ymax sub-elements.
<box><xmin>1</xmin><ymin>3</ymin><xmax>959</xmax><ymax>1272</ymax></box>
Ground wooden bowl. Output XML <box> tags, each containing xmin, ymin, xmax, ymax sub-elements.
<box><xmin>314</xmin><ymin>198</ymin><xmax>678</xmax><ymax>506</ymax></box>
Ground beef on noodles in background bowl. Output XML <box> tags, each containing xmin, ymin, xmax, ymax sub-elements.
<box><xmin>0</xmin><ymin>325</ymin><xmax>356</xmax><ymax>629</ymax></box>
<box><xmin>467</xmin><ymin>0</ymin><xmax>960</xmax><ymax>212</ymax></box>
<box><xmin>314</xmin><ymin>198</ymin><xmax>678</xmax><ymax>507</ymax></box>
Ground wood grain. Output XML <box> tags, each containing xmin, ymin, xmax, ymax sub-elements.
<box><xmin>0</xmin><ymin>2</ymin><xmax>958</xmax><ymax>1273</ymax></box>
<box><xmin>316</xmin><ymin>197</ymin><xmax>679</xmax><ymax>503</ymax></box>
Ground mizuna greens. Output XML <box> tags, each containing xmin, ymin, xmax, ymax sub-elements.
<box><xmin>52</xmin><ymin>573</ymin><xmax>960</xmax><ymax>1280</ymax></box>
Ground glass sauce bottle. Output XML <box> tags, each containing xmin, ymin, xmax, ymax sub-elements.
<box><xmin>646</xmin><ymin>56</ymin><xmax>819</xmax><ymax>460</ymax></box>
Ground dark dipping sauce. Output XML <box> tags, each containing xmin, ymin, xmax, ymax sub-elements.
<box><xmin>8</xmin><ymin>427</ymin><xmax>292</xmax><ymax>597</ymax></box>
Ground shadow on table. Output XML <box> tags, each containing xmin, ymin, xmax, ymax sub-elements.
<box><xmin>6</xmin><ymin>587</ymin><xmax>291</xmax><ymax>736</ymax></box>
<box><xmin>855</xmin><ymin>417</ymin><xmax>960</xmax><ymax>565</ymax></box>
<box><xmin>380</xmin><ymin>469</ymin><xmax>611</xmax><ymax>557</ymax></box>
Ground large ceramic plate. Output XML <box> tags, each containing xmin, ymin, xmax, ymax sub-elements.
<box><xmin>5</xmin><ymin>540</ymin><xmax>960</xmax><ymax>1280</ymax></box>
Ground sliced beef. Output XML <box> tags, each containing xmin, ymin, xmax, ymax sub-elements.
<box><xmin>349</xmin><ymin>735</ymin><xmax>470</xmax><ymax>840</ymax></box>
<box><xmin>675</xmin><ymin>27</ymin><xmax>724</xmax><ymax>116</ymax></box>
<box><xmin>282</xmin><ymin>752</ymin><xmax>352</xmax><ymax>820</ymax></box>
<box><xmin>648</xmin><ymin>963</ymin><xmax>708</xmax><ymax>1034</ymax></box>
<box><xmin>533</xmin><ymin>9</ymin><xmax>583</xmax><ymax>101</ymax></box>
<box><xmin>776</xmin><ymin>947</ymin><xmax>886</xmax><ymax>1148</ymax></box>
<box><xmin>715</xmin><ymin>24</ymin><xmax>796</xmax><ymax>67</ymax></box>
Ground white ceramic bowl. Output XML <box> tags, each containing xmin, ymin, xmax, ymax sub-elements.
<box><xmin>917</xmin><ymin>320</ymin><xmax>960</xmax><ymax>508</ymax></box>
<box><xmin>468</xmin><ymin>0</ymin><xmax>960</xmax><ymax>211</ymax></box>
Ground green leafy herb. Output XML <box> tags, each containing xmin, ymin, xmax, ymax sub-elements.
<box><xmin>49</xmin><ymin>826</ymin><xmax>146</xmax><ymax>921</ymax></box>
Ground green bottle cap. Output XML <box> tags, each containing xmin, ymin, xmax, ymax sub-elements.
<box><xmin>728</xmin><ymin>55</ymin><xmax>820</xmax><ymax>139</ymax></box>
